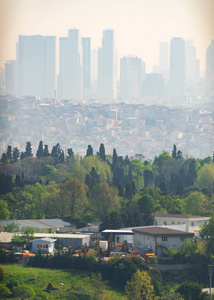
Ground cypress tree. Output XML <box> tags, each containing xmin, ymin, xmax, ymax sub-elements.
<box><xmin>12</xmin><ymin>147</ymin><xmax>20</xmax><ymax>163</ymax></box>
<box><xmin>25</xmin><ymin>141</ymin><xmax>33</xmax><ymax>157</ymax></box>
<box><xmin>36</xmin><ymin>141</ymin><xmax>44</xmax><ymax>158</ymax></box>
<box><xmin>86</xmin><ymin>145</ymin><xmax>93</xmax><ymax>157</ymax></box>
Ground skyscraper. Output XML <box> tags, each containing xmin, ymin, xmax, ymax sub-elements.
<box><xmin>18</xmin><ymin>35</ymin><xmax>56</xmax><ymax>98</ymax></box>
<box><xmin>5</xmin><ymin>60</ymin><xmax>18</xmax><ymax>96</ymax></box>
<box><xmin>58</xmin><ymin>29</ymin><xmax>82</xmax><ymax>100</ymax></box>
<box><xmin>68</xmin><ymin>29</ymin><xmax>82</xmax><ymax>100</ymax></box>
<box><xmin>120</xmin><ymin>56</ymin><xmax>144</xmax><ymax>101</ymax></box>
<box><xmin>82</xmin><ymin>37</ymin><xmax>91</xmax><ymax>99</ymax></box>
<box><xmin>97</xmin><ymin>29</ymin><xmax>116</xmax><ymax>101</ymax></box>
<box><xmin>206</xmin><ymin>40</ymin><xmax>214</xmax><ymax>80</ymax></box>
<box><xmin>169</xmin><ymin>37</ymin><xmax>185</xmax><ymax>101</ymax></box>
<box><xmin>159</xmin><ymin>42</ymin><xmax>169</xmax><ymax>81</ymax></box>
<box><xmin>185</xmin><ymin>40</ymin><xmax>200</xmax><ymax>82</ymax></box>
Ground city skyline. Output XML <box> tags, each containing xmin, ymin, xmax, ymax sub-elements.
<box><xmin>1</xmin><ymin>0</ymin><xmax>214</xmax><ymax>74</ymax></box>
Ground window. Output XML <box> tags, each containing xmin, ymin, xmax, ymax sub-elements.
<box><xmin>162</xmin><ymin>236</ymin><xmax>168</xmax><ymax>242</ymax></box>
<box><xmin>180</xmin><ymin>236</ymin><xmax>186</xmax><ymax>241</ymax></box>
<box><xmin>163</xmin><ymin>221</ymin><xmax>167</xmax><ymax>225</ymax></box>
<box><xmin>171</xmin><ymin>221</ymin><xmax>175</xmax><ymax>225</ymax></box>
<box><xmin>191</xmin><ymin>222</ymin><xmax>194</xmax><ymax>226</ymax></box>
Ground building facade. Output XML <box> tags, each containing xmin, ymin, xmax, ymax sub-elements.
<box><xmin>133</xmin><ymin>227</ymin><xmax>194</xmax><ymax>257</ymax></box>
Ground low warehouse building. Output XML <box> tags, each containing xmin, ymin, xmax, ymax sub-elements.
<box><xmin>33</xmin><ymin>233</ymin><xmax>92</xmax><ymax>249</ymax></box>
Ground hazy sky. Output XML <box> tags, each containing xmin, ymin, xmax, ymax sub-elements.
<box><xmin>0</xmin><ymin>0</ymin><xmax>214</xmax><ymax>73</ymax></box>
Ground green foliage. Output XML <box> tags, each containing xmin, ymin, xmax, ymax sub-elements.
<box><xmin>0</xmin><ymin>267</ymin><xmax>5</xmax><ymax>281</ymax></box>
<box><xmin>41</xmin><ymin>164</ymin><xmax>56</xmax><ymax>176</ymax></box>
<box><xmin>0</xmin><ymin>199</ymin><xmax>10</xmax><ymax>219</ymax></box>
<box><xmin>46</xmin><ymin>281</ymin><xmax>54</xmax><ymax>290</ymax></box>
<box><xmin>40</xmin><ymin>291</ymin><xmax>49</xmax><ymax>299</ymax></box>
<box><xmin>200</xmin><ymin>215</ymin><xmax>214</xmax><ymax>256</ymax></box>
<box><xmin>176</xmin><ymin>281</ymin><xmax>203</xmax><ymax>300</ymax></box>
<box><xmin>195</xmin><ymin>163</ymin><xmax>214</xmax><ymax>195</ymax></box>
<box><xmin>125</xmin><ymin>269</ymin><xmax>155</xmax><ymax>300</ymax></box>
<box><xmin>177</xmin><ymin>239</ymin><xmax>202</xmax><ymax>258</ymax></box>
<box><xmin>4</xmin><ymin>221</ymin><xmax>19</xmax><ymax>232</ymax></box>
<box><xmin>5</xmin><ymin>279</ymin><xmax>19</xmax><ymax>290</ymax></box>
<box><xmin>0</xmin><ymin>284</ymin><xmax>12</xmax><ymax>298</ymax></box>
<box><xmin>184</xmin><ymin>192</ymin><xmax>210</xmax><ymax>216</ymax></box>
<box><xmin>13</xmin><ymin>284</ymin><xmax>35</xmax><ymax>298</ymax></box>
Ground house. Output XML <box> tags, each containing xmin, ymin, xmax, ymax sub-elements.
<box><xmin>31</xmin><ymin>238</ymin><xmax>57</xmax><ymax>253</ymax></box>
<box><xmin>153</xmin><ymin>213</ymin><xmax>210</xmax><ymax>236</ymax></box>
<box><xmin>0</xmin><ymin>219</ymin><xmax>76</xmax><ymax>233</ymax></box>
<box><xmin>133</xmin><ymin>226</ymin><xmax>194</xmax><ymax>257</ymax></box>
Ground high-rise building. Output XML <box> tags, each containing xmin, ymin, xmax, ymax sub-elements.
<box><xmin>57</xmin><ymin>37</ymin><xmax>69</xmax><ymax>99</ymax></box>
<box><xmin>185</xmin><ymin>40</ymin><xmax>200</xmax><ymax>81</ymax></box>
<box><xmin>5</xmin><ymin>60</ymin><xmax>18</xmax><ymax>96</ymax></box>
<box><xmin>159</xmin><ymin>42</ymin><xmax>169</xmax><ymax>81</ymax></box>
<box><xmin>18</xmin><ymin>35</ymin><xmax>56</xmax><ymax>98</ymax></box>
<box><xmin>169</xmin><ymin>37</ymin><xmax>185</xmax><ymax>100</ymax></box>
<box><xmin>68</xmin><ymin>29</ymin><xmax>82</xmax><ymax>100</ymax></box>
<box><xmin>58</xmin><ymin>29</ymin><xmax>82</xmax><ymax>100</ymax></box>
<box><xmin>82</xmin><ymin>37</ymin><xmax>91</xmax><ymax>99</ymax></box>
<box><xmin>120</xmin><ymin>56</ymin><xmax>144</xmax><ymax>101</ymax></box>
<box><xmin>97</xmin><ymin>29</ymin><xmax>116</xmax><ymax>101</ymax></box>
<box><xmin>206</xmin><ymin>40</ymin><xmax>214</xmax><ymax>80</ymax></box>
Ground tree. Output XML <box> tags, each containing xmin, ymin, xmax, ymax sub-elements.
<box><xmin>4</xmin><ymin>222</ymin><xmax>19</xmax><ymax>232</ymax></box>
<box><xmin>67</xmin><ymin>148</ymin><xmax>74</xmax><ymax>159</ymax></box>
<box><xmin>43</xmin><ymin>145</ymin><xmax>50</xmax><ymax>157</ymax></box>
<box><xmin>25</xmin><ymin>141</ymin><xmax>33</xmax><ymax>157</ymax></box>
<box><xmin>25</xmin><ymin>183</ymin><xmax>46</xmax><ymax>219</ymax></box>
<box><xmin>184</xmin><ymin>192</ymin><xmax>210</xmax><ymax>216</ymax></box>
<box><xmin>138</xmin><ymin>194</ymin><xmax>156</xmax><ymax>225</ymax></box>
<box><xmin>36</xmin><ymin>141</ymin><xmax>44</xmax><ymax>158</ymax></box>
<box><xmin>0</xmin><ymin>153</ymin><xmax>7</xmax><ymax>163</ymax></box>
<box><xmin>195</xmin><ymin>163</ymin><xmax>214</xmax><ymax>195</ymax></box>
<box><xmin>86</xmin><ymin>145</ymin><xmax>93</xmax><ymax>157</ymax></box>
<box><xmin>200</xmin><ymin>216</ymin><xmax>214</xmax><ymax>256</ymax></box>
<box><xmin>89</xmin><ymin>183</ymin><xmax>120</xmax><ymax>220</ymax></box>
<box><xmin>51</xmin><ymin>143</ymin><xmax>62</xmax><ymax>162</ymax></box>
<box><xmin>125</xmin><ymin>269</ymin><xmax>155</xmax><ymax>300</ymax></box>
<box><xmin>97</xmin><ymin>143</ymin><xmax>106</xmax><ymax>161</ymax></box>
<box><xmin>176</xmin><ymin>281</ymin><xmax>203</xmax><ymax>300</ymax></box>
<box><xmin>0</xmin><ymin>199</ymin><xmax>10</xmax><ymax>219</ymax></box>
<box><xmin>0</xmin><ymin>266</ymin><xmax>5</xmax><ymax>281</ymax></box>
<box><xmin>12</xmin><ymin>147</ymin><xmax>20</xmax><ymax>163</ymax></box>
<box><xmin>61</xmin><ymin>177</ymin><xmax>88</xmax><ymax>217</ymax></box>
<box><xmin>172</xmin><ymin>145</ymin><xmax>177</xmax><ymax>159</ymax></box>
<box><xmin>112</xmin><ymin>148</ymin><xmax>118</xmax><ymax>166</ymax></box>
<box><xmin>6</xmin><ymin>145</ymin><xmax>12</xmax><ymax>162</ymax></box>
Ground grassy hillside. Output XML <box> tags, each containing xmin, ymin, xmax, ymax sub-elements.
<box><xmin>1</xmin><ymin>264</ymin><xmax>127</xmax><ymax>299</ymax></box>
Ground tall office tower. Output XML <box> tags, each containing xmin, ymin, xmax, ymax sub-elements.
<box><xmin>58</xmin><ymin>29</ymin><xmax>82</xmax><ymax>100</ymax></box>
<box><xmin>159</xmin><ymin>42</ymin><xmax>169</xmax><ymax>81</ymax></box>
<box><xmin>206</xmin><ymin>40</ymin><xmax>214</xmax><ymax>80</ymax></box>
<box><xmin>91</xmin><ymin>49</ymin><xmax>98</xmax><ymax>98</ymax></box>
<box><xmin>18</xmin><ymin>35</ymin><xmax>56</xmax><ymax>98</ymax></box>
<box><xmin>82</xmin><ymin>37</ymin><xmax>91</xmax><ymax>99</ymax></box>
<box><xmin>5</xmin><ymin>60</ymin><xmax>18</xmax><ymax>96</ymax></box>
<box><xmin>68</xmin><ymin>29</ymin><xmax>82</xmax><ymax>100</ymax></box>
<box><xmin>120</xmin><ymin>56</ymin><xmax>143</xmax><ymax>101</ymax></box>
<box><xmin>170</xmin><ymin>37</ymin><xmax>185</xmax><ymax>100</ymax></box>
<box><xmin>97</xmin><ymin>29</ymin><xmax>116</xmax><ymax>101</ymax></box>
<box><xmin>185</xmin><ymin>40</ymin><xmax>200</xmax><ymax>81</ymax></box>
<box><xmin>57</xmin><ymin>37</ymin><xmax>69</xmax><ymax>99</ymax></box>
<box><xmin>44</xmin><ymin>36</ymin><xmax>56</xmax><ymax>98</ymax></box>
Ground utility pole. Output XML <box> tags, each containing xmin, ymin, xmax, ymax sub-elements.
<box><xmin>208</xmin><ymin>265</ymin><xmax>214</xmax><ymax>300</ymax></box>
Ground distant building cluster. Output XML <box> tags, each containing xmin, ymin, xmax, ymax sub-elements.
<box><xmin>2</xmin><ymin>30</ymin><xmax>214</xmax><ymax>105</ymax></box>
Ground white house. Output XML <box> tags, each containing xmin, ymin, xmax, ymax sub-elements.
<box><xmin>31</xmin><ymin>238</ymin><xmax>57</xmax><ymax>253</ymax></box>
<box><xmin>133</xmin><ymin>226</ymin><xmax>194</xmax><ymax>257</ymax></box>
<box><xmin>153</xmin><ymin>213</ymin><xmax>209</xmax><ymax>236</ymax></box>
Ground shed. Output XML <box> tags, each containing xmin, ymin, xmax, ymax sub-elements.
<box><xmin>31</xmin><ymin>238</ymin><xmax>57</xmax><ymax>253</ymax></box>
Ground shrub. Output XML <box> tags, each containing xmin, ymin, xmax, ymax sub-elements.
<box><xmin>46</xmin><ymin>281</ymin><xmax>54</xmax><ymax>290</ymax></box>
<box><xmin>0</xmin><ymin>284</ymin><xmax>12</xmax><ymax>298</ymax></box>
<box><xmin>13</xmin><ymin>284</ymin><xmax>35</xmax><ymax>298</ymax></box>
<box><xmin>0</xmin><ymin>267</ymin><xmax>4</xmax><ymax>281</ymax></box>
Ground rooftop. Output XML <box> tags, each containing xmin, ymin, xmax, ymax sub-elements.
<box><xmin>133</xmin><ymin>226</ymin><xmax>194</xmax><ymax>237</ymax></box>
<box><xmin>153</xmin><ymin>213</ymin><xmax>210</xmax><ymax>220</ymax></box>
